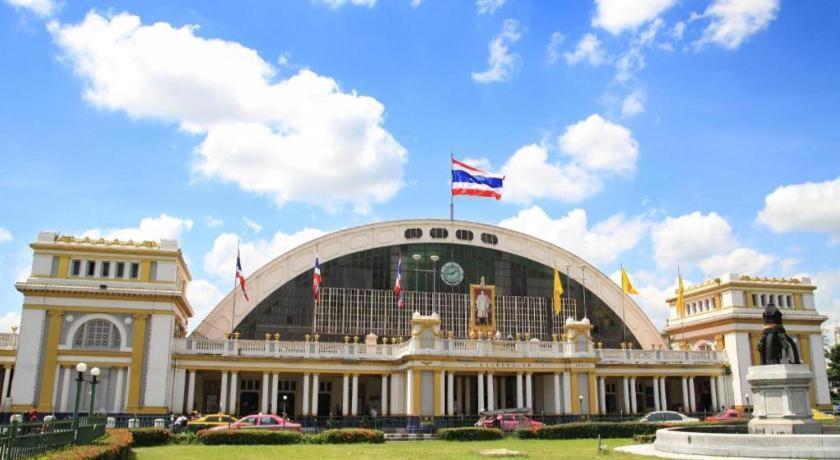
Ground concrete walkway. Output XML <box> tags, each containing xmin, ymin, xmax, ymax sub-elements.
<box><xmin>615</xmin><ymin>443</ymin><xmax>804</xmax><ymax>460</ymax></box>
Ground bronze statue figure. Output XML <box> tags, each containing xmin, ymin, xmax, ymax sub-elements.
<box><xmin>757</xmin><ymin>297</ymin><xmax>801</xmax><ymax>365</ymax></box>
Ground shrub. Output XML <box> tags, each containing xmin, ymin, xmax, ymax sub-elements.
<box><xmin>41</xmin><ymin>429</ymin><xmax>133</xmax><ymax>460</ymax></box>
<box><xmin>529</xmin><ymin>422</ymin><xmax>660</xmax><ymax>440</ymax></box>
<box><xmin>197</xmin><ymin>429</ymin><xmax>305</xmax><ymax>445</ymax></box>
<box><xmin>172</xmin><ymin>432</ymin><xmax>199</xmax><ymax>444</ymax></box>
<box><xmin>634</xmin><ymin>433</ymin><xmax>656</xmax><ymax>444</ymax></box>
<box><xmin>311</xmin><ymin>428</ymin><xmax>385</xmax><ymax>444</ymax></box>
<box><xmin>437</xmin><ymin>427</ymin><xmax>504</xmax><ymax>441</ymax></box>
<box><xmin>129</xmin><ymin>427</ymin><xmax>172</xmax><ymax>446</ymax></box>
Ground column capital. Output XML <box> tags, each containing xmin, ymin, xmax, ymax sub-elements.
<box><xmin>47</xmin><ymin>309</ymin><xmax>64</xmax><ymax>318</ymax></box>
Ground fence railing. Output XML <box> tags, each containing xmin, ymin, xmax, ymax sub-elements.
<box><xmin>0</xmin><ymin>415</ymin><xmax>106</xmax><ymax>459</ymax></box>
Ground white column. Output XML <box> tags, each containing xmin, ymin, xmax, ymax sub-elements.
<box><xmin>688</xmin><ymin>377</ymin><xmax>696</xmax><ymax>412</ymax></box>
<box><xmin>342</xmin><ymin>374</ymin><xmax>350</xmax><ymax>416</ymax></box>
<box><xmin>659</xmin><ymin>377</ymin><xmax>667</xmax><ymax>411</ymax></box>
<box><xmin>486</xmin><ymin>373</ymin><xmax>495</xmax><ymax>411</ymax></box>
<box><xmin>381</xmin><ymin>374</ymin><xmax>389</xmax><ymax>415</ymax></box>
<box><xmin>630</xmin><ymin>377</ymin><xmax>638</xmax><ymax>413</ymax></box>
<box><xmin>477</xmin><ymin>373</ymin><xmax>485</xmax><ymax>413</ymax></box>
<box><xmin>525</xmin><ymin>373</ymin><xmax>533</xmax><ymax>410</ymax></box>
<box><xmin>553</xmin><ymin>373</ymin><xmax>562</xmax><ymax>414</ymax></box>
<box><xmin>622</xmin><ymin>377</ymin><xmax>631</xmax><ymax>413</ymax></box>
<box><xmin>302</xmin><ymin>374</ymin><xmax>311</xmax><ymax>416</ymax></box>
<box><xmin>311</xmin><ymin>374</ymin><xmax>320</xmax><ymax>416</ymax></box>
<box><xmin>516</xmin><ymin>373</ymin><xmax>524</xmax><ymax>408</ymax></box>
<box><xmin>653</xmin><ymin>377</ymin><xmax>661</xmax><ymax>411</ymax></box>
<box><xmin>405</xmin><ymin>370</ymin><xmax>413</xmax><ymax>415</ymax></box>
<box><xmin>172</xmin><ymin>368</ymin><xmax>186</xmax><ymax>414</ymax></box>
<box><xmin>271</xmin><ymin>373</ymin><xmax>279</xmax><ymax>414</ymax></box>
<box><xmin>113</xmin><ymin>367</ymin><xmax>125</xmax><ymax>413</ymax></box>
<box><xmin>562</xmin><ymin>371</ymin><xmax>572</xmax><ymax>415</ymax></box>
<box><xmin>229</xmin><ymin>372</ymin><xmax>239</xmax><ymax>415</ymax></box>
<box><xmin>681</xmin><ymin>377</ymin><xmax>689</xmax><ymax>412</ymax></box>
<box><xmin>186</xmin><ymin>370</ymin><xmax>196</xmax><ymax>413</ymax></box>
<box><xmin>710</xmin><ymin>376</ymin><xmax>718</xmax><ymax>411</ymax></box>
<box><xmin>599</xmin><ymin>377</ymin><xmax>607</xmax><ymax>414</ymax></box>
<box><xmin>59</xmin><ymin>367</ymin><xmax>71</xmax><ymax>413</ymax></box>
<box><xmin>716</xmin><ymin>375</ymin><xmax>726</xmax><ymax>410</ymax></box>
<box><xmin>261</xmin><ymin>372</ymin><xmax>270</xmax><ymax>414</ymax></box>
<box><xmin>446</xmin><ymin>372</ymin><xmax>455</xmax><ymax>416</ymax></box>
<box><xmin>351</xmin><ymin>374</ymin><xmax>359</xmax><ymax>416</ymax></box>
<box><xmin>456</xmin><ymin>376</ymin><xmax>464</xmax><ymax>414</ymax></box>
<box><xmin>220</xmin><ymin>371</ymin><xmax>228</xmax><ymax>414</ymax></box>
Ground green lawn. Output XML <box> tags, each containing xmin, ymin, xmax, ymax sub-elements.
<box><xmin>131</xmin><ymin>438</ymin><xmax>641</xmax><ymax>460</ymax></box>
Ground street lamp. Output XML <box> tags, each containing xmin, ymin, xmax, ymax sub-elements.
<box><xmin>412</xmin><ymin>254</ymin><xmax>422</xmax><ymax>313</ymax></box>
<box><xmin>282</xmin><ymin>395</ymin><xmax>288</xmax><ymax>427</ymax></box>
<box><xmin>744</xmin><ymin>393</ymin><xmax>751</xmax><ymax>411</ymax></box>
<box><xmin>430</xmin><ymin>255</ymin><xmax>440</xmax><ymax>313</ymax></box>
<box><xmin>88</xmin><ymin>367</ymin><xmax>100</xmax><ymax>416</ymax></box>
<box><xmin>578</xmin><ymin>394</ymin><xmax>584</xmax><ymax>417</ymax></box>
<box><xmin>73</xmin><ymin>362</ymin><xmax>87</xmax><ymax>420</ymax></box>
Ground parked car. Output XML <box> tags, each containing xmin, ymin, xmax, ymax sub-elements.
<box><xmin>812</xmin><ymin>409</ymin><xmax>836</xmax><ymax>421</ymax></box>
<box><xmin>639</xmin><ymin>411</ymin><xmax>699</xmax><ymax>424</ymax></box>
<box><xmin>209</xmin><ymin>413</ymin><xmax>302</xmax><ymax>432</ymax></box>
<box><xmin>475</xmin><ymin>411</ymin><xmax>543</xmax><ymax>431</ymax></box>
<box><xmin>186</xmin><ymin>413</ymin><xmax>238</xmax><ymax>432</ymax></box>
<box><xmin>706</xmin><ymin>409</ymin><xmax>746</xmax><ymax>422</ymax></box>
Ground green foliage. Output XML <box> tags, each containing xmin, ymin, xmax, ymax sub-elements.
<box><xmin>633</xmin><ymin>433</ymin><xmax>656</xmax><ymax>443</ymax></box>
<box><xmin>129</xmin><ymin>428</ymin><xmax>172</xmax><ymax>447</ymax></box>
<box><xmin>826</xmin><ymin>344</ymin><xmax>840</xmax><ymax>388</ymax></box>
<box><xmin>40</xmin><ymin>429</ymin><xmax>133</xmax><ymax>460</ymax></box>
<box><xmin>172</xmin><ymin>432</ymin><xmax>199</xmax><ymax>445</ymax></box>
<box><xmin>515</xmin><ymin>422</ymin><xmax>660</xmax><ymax>440</ymax></box>
<box><xmin>437</xmin><ymin>427</ymin><xmax>504</xmax><ymax>441</ymax></box>
<box><xmin>197</xmin><ymin>429</ymin><xmax>305</xmax><ymax>445</ymax></box>
<box><xmin>310</xmin><ymin>428</ymin><xmax>385</xmax><ymax>444</ymax></box>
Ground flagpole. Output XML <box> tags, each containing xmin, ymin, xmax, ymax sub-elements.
<box><xmin>231</xmin><ymin>241</ymin><xmax>239</xmax><ymax>337</ymax></box>
<box><xmin>580</xmin><ymin>266</ymin><xmax>588</xmax><ymax>320</ymax></box>
<box><xmin>621</xmin><ymin>264</ymin><xmax>627</xmax><ymax>346</ymax></box>
<box><xmin>449</xmin><ymin>153</ymin><xmax>455</xmax><ymax>221</ymax></box>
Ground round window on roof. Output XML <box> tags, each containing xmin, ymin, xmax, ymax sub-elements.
<box><xmin>480</xmin><ymin>233</ymin><xmax>498</xmax><ymax>245</ymax></box>
<box><xmin>430</xmin><ymin>228</ymin><xmax>449</xmax><ymax>239</ymax></box>
<box><xmin>404</xmin><ymin>228</ymin><xmax>423</xmax><ymax>239</ymax></box>
<box><xmin>455</xmin><ymin>230</ymin><xmax>473</xmax><ymax>241</ymax></box>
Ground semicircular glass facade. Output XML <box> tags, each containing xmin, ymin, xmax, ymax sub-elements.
<box><xmin>234</xmin><ymin>243</ymin><xmax>641</xmax><ymax>348</ymax></box>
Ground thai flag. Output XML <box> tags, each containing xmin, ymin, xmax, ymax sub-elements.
<box><xmin>312</xmin><ymin>253</ymin><xmax>321</xmax><ymax>303</ymax></box>
<box><xmin>236</xmin><ymin>249</ymin><xmax>249</xmax><ymax>301</ymax></box>
<box><xmin>394</xmin><ymin>257</ymin><xmax>404</xmax><ymax>308</ymax></box>
<box><xmin>451</xmin><ymin>158</ymin><xmax>504</xmax><ymax>200</ymax></box>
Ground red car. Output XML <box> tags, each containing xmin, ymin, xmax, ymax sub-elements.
<box><xmin>476</xmin><ymin>412</ymin><xmax>543</xmax><ymax>431</ymax></box>
<box><xmin>209</xmin><ymin>413</ymin><xmax>302</xmax><ymax>432</ymax></box>
<box><xmin>706</xmin><ymin>409</ymin><xmax>746</xmax><ymax>422</ymax></box>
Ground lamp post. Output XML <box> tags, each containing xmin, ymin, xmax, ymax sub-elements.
<box><xmin>430</xmin><ymin>255</ymin><xmax>439</xmax><ymax>313</ymax></box>
<box><xmin>578</xmin><ymin>394</ymin><xmax>584</xmax><ymax>417</ymax></box>
<box><xmin>282</xmin><ymin>395</ymin><xmax>288</xmax><ymax>427</ymax></box>
<box><xmin>745</xmin><ymin>393</ymin><xmax>751</xmax><ymax>411</ymax></box>
<box><xmin>87</xmin><ymin>367</ymin><xmax>100</xmax><ymax>417</ymax></box>
<box><xmin>412</xmin><ymin>254</ymin><xmax>422</xmax><ymax>313</ymax></box>
<box><xmin>73</xmin><ymin>362</ymin><xmax>87</xmax><ymax>421</ymax></box>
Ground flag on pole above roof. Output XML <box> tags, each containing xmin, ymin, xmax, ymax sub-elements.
<box><xmin>451</xmin><ymin>157</ymin><xmax>505</xmax><ymax>200</ymax></box>
<box><xmin>676</xmin><ymin>270</ymin><xmax>686</xmax><ymax>317</ymax></box>
<box><xmin>312</xmin><ymin>253</ymin><xmax>322</xmax><ymax>303</ymax></box>
<box><xmin>394</xmin><ymin>256</ymin><xmax>404</xmax><ymax>309</ymax></box>
<box><xmin>235</xmin><ymin>247</ymin><xmax>249</xmax><ymax>301</ymax></box>
<box><xmin>553</xmin><ymin>269</ymin><xmax>564</xmax><ymax>316</ymax></box>
<box><xmin>621</xmin><ymin>266</ymin><xmax>639</xmax><ymax>295</ymax></box>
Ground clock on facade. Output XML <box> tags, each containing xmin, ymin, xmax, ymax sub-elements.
<box><xmin>440</xmin><ymin>261</ymin><xmax>464</xmax><ymax>286</ymax></box>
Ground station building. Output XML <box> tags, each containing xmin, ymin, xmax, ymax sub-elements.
<box><xmin>4</xmin><ymin>219</ymin><xmax>832</xmax><ymax>419</ymax></box>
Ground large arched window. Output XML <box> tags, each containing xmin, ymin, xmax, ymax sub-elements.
<box><xmin>73</xmin><ymin>319</ymin><xmax>122</xmax><ymax>349</ymax></box>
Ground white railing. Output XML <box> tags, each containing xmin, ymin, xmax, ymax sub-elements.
<box><xmin>0</xmin><ymin>333</ymin><xmax>18</xmax><ymax>349</ymax></box>
<box><xmin>596</xmin><ymin>348</ymin><xmax>726</xmax><ymax>364</ymax></box>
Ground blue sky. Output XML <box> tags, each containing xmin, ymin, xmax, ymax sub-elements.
<box><xmin>0</xmin><ymin>0</ymin><xmax>838</xmax><ymax>333</ymax></box>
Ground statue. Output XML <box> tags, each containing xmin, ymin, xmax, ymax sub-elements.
<box><xmin>475</xmin><ymin>276</ymin><xmax>490</xmax><ymax>325</ymax></box>
<box><xmin>757</xmin><ymin>297</ymin><xmax>801</xmax><ymax>365</ymax></box>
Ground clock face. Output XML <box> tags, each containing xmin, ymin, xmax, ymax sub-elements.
<box><xmin>440</xmin><ymin>261</ymin><xmax>464</xmax><ymax>286</ymax></box>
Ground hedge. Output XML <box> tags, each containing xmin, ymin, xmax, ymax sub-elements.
<box><xmin>438</xmin><ymin>427</ymin><xmax>504</xmax><ymax>441</ymax></box>
<box><xmin>40</xmin><ymin>429</ymin><xmax>133</xmax><ymax>460</ymax></box>
<box><xmin>311</xmin><ymin>428</ymin><xmax>384</xmax><ymax>444</ymax></box>
<box><xmin>128</xmin><ymin>427</ymin><xmax>172</xmax><ymax>446</ymax></box>
<box><xmin>515</xmin><ymin>422</ymin><xmax>660</xmax><ymax>440</ymax></box>
<box><xmin>197</xmin><ymin>429</ymin><xmax>305</xmax><ymax>445</ymax></box>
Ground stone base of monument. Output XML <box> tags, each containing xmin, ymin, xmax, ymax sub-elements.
<box><xmin>746</xmin><ymin>364</ymin><xmax>821</xmax><ymax>435</ymax></box>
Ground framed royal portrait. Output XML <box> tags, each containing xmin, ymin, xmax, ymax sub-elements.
<box><xmin>469</xmin><ymin>277</ymin><xmax>496</xmax><ymax>338</ymax></box>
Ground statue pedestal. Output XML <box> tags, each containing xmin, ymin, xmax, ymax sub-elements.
<box><xmin>746</xmin><ymin>364</ymin><xmax>820</xmax><ymax>435</ymax></box>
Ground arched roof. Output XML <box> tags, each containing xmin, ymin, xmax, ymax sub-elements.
<box><xmin>194</xmin><ymin>219</ymin><xmax>665</xmax><ymax>349</ymax></box>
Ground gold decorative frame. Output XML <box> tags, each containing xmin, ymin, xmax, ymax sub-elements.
<box><xmin>469</xmin><ymin>282</ymin><xmax>497</xmax><ymax>338</ymax></box>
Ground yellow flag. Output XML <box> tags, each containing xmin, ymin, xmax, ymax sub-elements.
<box><xmin>620</xmin><ymin>267</ymin><xmax>639</xmax><ymax>295</ymax></box>
<box><xmin>676</xmin><ymin>272</ymin><xmax>686</xmax><ymax>317</ymax></box>
<box><xmin>553</xmin><ymin>269</ymin><xmax>563</xmax><ymax>315</ymax></box>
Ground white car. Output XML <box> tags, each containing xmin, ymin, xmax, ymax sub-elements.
<box><xmin>639</xmin><ymin>411</ymin><xmax>699</xmax><ymax>424</ymax></box>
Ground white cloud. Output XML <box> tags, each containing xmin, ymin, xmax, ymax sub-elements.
<box><xmin>5</xmin><ymin>0</ymin><xmax>56</xmax><ymax>17</ymax></box>
<box><xmin>51</xmin><ymin>12</ymin><xmax>407</xmax><ymax>213</ymax></box>
<box><xmin>609</xmin><ymin>269</ymin><xmax>677</xmax><ymax>328</ymax></box>
<box><xmin>699</xmin><ymin>247</ymin><xmax>775</xmax><ymax>276</ymax></box>
<box><xmin>692</xmin><ymin>0</ymin><xmax>780</xmax><ymax>50</ymax></box>
<box><xmin>621</xmin><ymin>89</ymin><xmax>646</xmax><ymax>117</ymax></box>
<box><xmin>203</xmin><ymin>228</ymin><xmax>326</xmax><ymax>281</ymax></box>
<box><xmin>671</xmin><ymin>21</ymin><xmax>686</xmax><ymax>40</ymax></box>
<box><xmin>316</xmin><ymin>0</ymin><xmax>377</xmax><ymax>8</ymax></box>
<box><xmin>205</xmin><ymin>216</ymin><xmax>224</xmax><ymax>228</ymax></box>
<box><xmin>472</xmin><ymin>19</ymin><xmax>522</xmax><ymax>83</ymax></box>
<box><xmin>0</xmin><ymin>227</ymin><xmax>11</xmax><ymax>243</ymax></box>
<box><xmin>499</xmin><ymin>205</ymin><xmax>649</xmax><ymax>264</ymax></box>
<box><xmin>592</xmin><ymin>0</ymin><xmax>676</xmax><ymax>35</ymax></box>
<box><xmin>242</xmin><ymin>217</ymin><xmax>263</xmax><ymax>234</ymax></box>
<box><xmin>614</xmin><ymin>17</ymin><xmax>664</xmax><ymax>83</ymax></box>
<box><xmin>558</xmin><ymin>114</ymin><xmax>638</xmax><ymax>174</ymax></box>
<box><xmin>81</xmin><ymin>214</ymin><xmax>194</xmax><ymax>242</ymax></box>
<box><xmin>15</xmin><ymin>265</ymin><xmax>30</xmax><ymax>283</ymax></box>
<box><xmin>757</xmin><ymin>177</ymin><xmax>840</xmax><ymax>240</ymax></box>
<box><xmin>652</xmin><ymin>211</ymin><xmax>736</xmax><ymax>267</ymax></box>
<box><xmin>186</xmin><ymin>279</ymin><xmax>224</xmax><ymax>333</ymax></box>
<box><xmin>546</xmin><ymin>31</ymin><xmax>565</xmax><ymax>64</ymax></box>
<box><xmin>564</xmin><ymin>33</ymin><xmax>608</xmax><ymax>66</ymax></box>
<box><xmin>501</xmin><ymin>144</ymin><xmax>602</xmax><ymax>204</ymax></box>
<box><xmin>410</xmin><ymin>0</ymin><xmax>422</xmax><ymax>7</ymax></box>
<box><xmin>476</xmin><ymin>0</ymin><xmax>505</xmax><ymax>14</ymax></box>
<box><xmin>0</xmin><ymin>312</ymin><xmax>21</xmax><ymax>333</ymax></box>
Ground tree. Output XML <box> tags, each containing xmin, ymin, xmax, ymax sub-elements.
<box><xmin>826</xmin><ymin>343</ymin><xmax>840</xmax><ymax>395</ymax></box>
